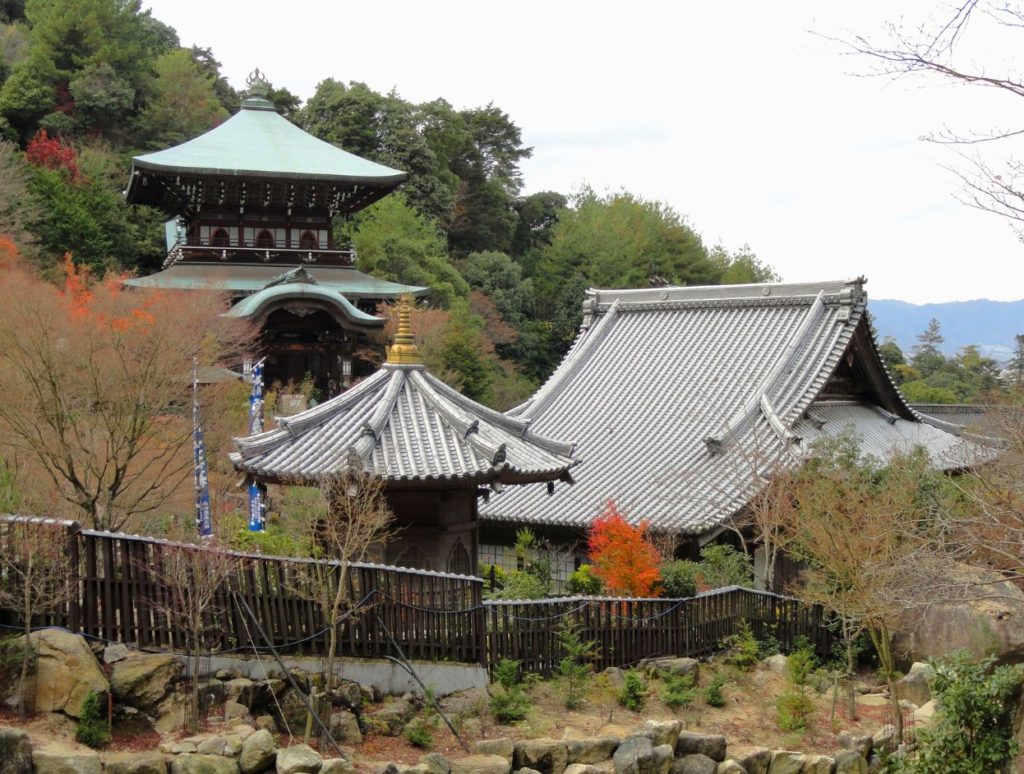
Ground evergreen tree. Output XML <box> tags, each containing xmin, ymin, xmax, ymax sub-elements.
<box><xmin>912</xmin><ymin>318</ymin><xmax>946</xmax><ymax>377</ymax></box>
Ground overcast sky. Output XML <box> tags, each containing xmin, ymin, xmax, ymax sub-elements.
<box><xmin>143</xmin><ymin>0</ymin><xmax>1024</xmax><ymax>304</ymax></box>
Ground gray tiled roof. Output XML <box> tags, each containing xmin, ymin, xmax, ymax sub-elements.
<box><xmin>231</xmin><ymin>363</ymin><xmax>577</xmax><ymax>487</ymax></box>
<box><xmin>481</xmin><ymin>279</ymin><xmax>971</xmax><ymax>534</ymax></box>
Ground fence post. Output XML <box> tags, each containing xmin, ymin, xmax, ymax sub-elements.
<box><xmin>474</xmin><ymin>580</ymin><xmax>487</xmax><ymax>668</ymax></box>
<box><xmin>65</xmin><ymin>521</ymin><xmax>82</xmax><ymax>633</ymax></box>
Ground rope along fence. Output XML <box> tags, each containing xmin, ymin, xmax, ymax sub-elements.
<box><xmin>0</xmin><ymin>517</ymin><xmax>831</xmax><ymax>672</ymax></box>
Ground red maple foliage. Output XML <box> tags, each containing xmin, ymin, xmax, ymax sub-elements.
<box><xmin>587</xmin><ymin>500</ymin><xmax>662</xmax><ymax>597</ymax></box>
<box><xmin>0</xmin><ymin>235</ymin><xmax>20</xmax><ymax>269</ymax></box>
<box><xmin>25</xmin><ymin>130</ymin><xmax>81</xmax><ymax>182</ymax></box>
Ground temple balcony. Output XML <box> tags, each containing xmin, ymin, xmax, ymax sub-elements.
<box><xmin>167</xmin><ymin>242</ymin><xmax>355</xmax><ymax>267</ymax></box>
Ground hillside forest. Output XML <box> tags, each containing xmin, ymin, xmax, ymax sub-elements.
<box><xmin>0</xmin><ymin>0</ymin><xmax>1019</xmax><ymax>410</ymax></box>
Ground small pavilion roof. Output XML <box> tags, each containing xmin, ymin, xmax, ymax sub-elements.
<box><xmin>231</xmin><ymin>300</ymin><xmax>578</xmax><ymax>488</ymax></box>
<box><xmin>481</xmin><ymin>278</ymin><xmax>974</xmax><ymax>535</ymax></box>
<box><xmin>128</xmin><ymin>97</ymin><xmax>406</xmax><ymax>189</ymax></box>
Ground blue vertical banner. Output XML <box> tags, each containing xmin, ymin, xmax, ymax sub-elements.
<box><xmin>247</xmin><ymin>358</ymin><xmax>267</xmax><ymax>532</ymax></box>
<box><xmin>192</xmin><ymin>359</ymin><xmax>213</xmax><ymax>538</ymax></box>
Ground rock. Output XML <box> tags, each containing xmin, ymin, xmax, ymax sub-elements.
<box><xmin>170</xmin><ymin>743</ymin><xmax>198</xmax><ymax>755</ymax></box>
<box><xmin>0</xmin><ymin>726</ymin><xmax>32</xmax><ymax>774</ymax></box>
<box><xmin>329</xmin><ymin>710</ymin><xmax>362</xmax><ymax>745</ymax></box>
<box><xmin>833</xmin><ymin>753</ymin><xmax>867</xmax><ymax>774</ymax></box>
<box><xmin>836</xmin><ymin>733</ymin><xmax>871</xmax><ymax>759</ymax></box>
<box><xmin>103</xmin><ymin>752</ymin><xmax>168</xmax><ymax>774</ymax></box>
<box><xmin>871</xmin><ymin>725</ymin><xmax>897</xmax><ymax>756</ymax></box>
<box><xmin>854</xmin><ymin>694</ymin><xmax>888</xmax><ymax>708</ymax></box>
<box><xmin>420</xmin><ymin>754</ymin><xmax>450</xmax><ymax>774</ymax></box>
<box><xmin>200</xmin><ymin>680</ymin><xmax>227</xmax><ymax>707</ymax></box>
<box><xmin>443</xmin><ymin>688</ymin><xmax>489</xmax><ymax>717</ymax></box>
<box><xmin>103</xmin><ymin>643</ymin><xmax>130</xmax><ymax>664</ymax></box>
<box><xmin>223</xmin><ymin>737</ymin><xmax>243</xmax><ymax>758</ymax></box>
<box><xmin>254</xmin><ymin>715</ymin><xmax>277</xmax><ymax>733</ymax></box>
<box><xmin>169</xmin><ymin>755</ymin><xmax>239</xmax><ymax>774</ymax></box>
<box><xmin>111</xmin><ymin>653</ymin><xmax>183</xmax><ymax>711</ymax></box>
<box><xmin>196</xmin><ymin>737</ymin><xmax>227</xmax><ymax>757</ymax></box>
<box><xmin>675</xmin><ymin>733</ymin><xmax>727</xmax><ymax>763</ymax></box>
<box><xmin>640</xmin><ymin>720</ymin><xmax>681</xmax><ymax>749</ymax></box>
<box><xmin>669</xmin><ymin>755</ymin><xmax>715</xmax><ymax>774</ymax></box>
<box><xmin>225</xmin><ymin>700</ymin><xmax>249</xmax><ymax>721</ymax></box>
<box><xmin>715</xmin><ymin>764</ymin><xmax>744</xmax><ymax>774</ymax></box>
<box><xmin>765</xmin><ymin>752</ymin><xmax>803</xmax><ymax>774</ymax></box>
<box><xmin>225</xmin><ymin>678</ymin><xmax>256</xmax><ymax>708</ymax></box>
<box><xmin>729</xmin><ymin>746</ymin><xmax>771</xmax><ymax>774</ymax></box>
<box><xmin>23</xmin><ymin>630</ymin><xmax>108</xmax><ymax>717</ymax></box>
<box><xmin>32</xmin><ymin>746</ymin><xmax>102</xmax><ymax>774</ymax></box>
<box><xmin>275</xmin><ymin>745</ymin><xmax>322</xmax><ymax>774</ymax></box>
<box><xmin>894</xmin><ymin>665</ymin><xmax>932</xmax><ymax>707</ymax></box>
<box><xmin>474</xmin><ymin>739</ymin><xmax>515</xmax><ymax>762</ymax></box>
<box><xmin>801</xmin><ymin>756</ymin><xmax>835</xmax><ymax>774</ymax></box>
<box><xmin>239</xmin><ymin>729</ymin><xmax>276</xmax><ymax>774</ymax></box>
<box><xmin>891</xmin><ymin>565</ymin><xmax>1024</xmax><ymax>663</ymax></box>
<box><xmin>216</xmin><ymin>670</ymin><xmax>234</xmax><ymax>680</ymax></box>
<box><xmin>515</xmin><ymin>769</ymin><xmax>543</xmax><ymax>774</ymax></box>
<box><xmin>233</xmin><ymin>725</ymin><xmax>255</xmax><ymax>742</ymax></box>
<box><xmin>612</xmin><ymin>737</ymin><xmax>672</xmax><ymax>774</ymax></box>
<box><xmin>596</xmin><ymin>724</ymin><xmax>634</xmax><ymax>739</ymax></box>
<box><xmin>762</xmin><ymin>655</ymin><xmax>788</xmax><ymax>675</ymax></box>
<box><xmin>915</xmin><ymin>699</ymin><xmax>938</xmax><ymax>725</ymax></box>
<box><xmin>567</xmin><ymin>738</ymin><xmax>619</xmax><ymax>765</ymax></box>
<box><xmin>366</xmin><ymin>698</ymin><xmax>415</xmax><ymax>736</ymax></box>
<box><xmin>603</xmin><ymin>667</ymin><xmax>626</xmax><ymax>688</ymax></box>
<box><xmin>332</xmin><ymin>681</ymin><xmax>362</xmax><ymax>709</ymax></box>
<box><xmin>639</xmin><ymin>658</ymin><xmax>699</xmax><ymax>682</ymax></box>
<box><xmin>514</xmin><ymin>739</ymin><xmax>569</xmax><ymax>774</ymax></box>
<box><xmin>320</xmin><ymin>761</ymin><xmax>355</xmax><ymax>774</ymax></box>
<box><xmin>450</xmin><ymin>755</ymin><xmax>512</xmax><ymax>774</ymax></box>
<box><xmin>564</xmin><ymin>766</ymin><xmax>605</xmax><ymax>774</ymax></box>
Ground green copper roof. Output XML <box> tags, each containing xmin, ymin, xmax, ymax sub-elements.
<box><xmin>130</xmin><ymin>97</ymin><xmax>408</xmax><ymax>184</ymax></box>
<box><xmin>224</xmin><ymin>282</ymin><xmax>384</xmax><ymax>326</ymax></box>
<box><xmin>122</xmin><ymin>263</ymin><xmax>428</xmax><ymax>299</ymax></box>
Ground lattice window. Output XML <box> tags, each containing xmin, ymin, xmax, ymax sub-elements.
<box><xmin>447</xmin><ymin>540</ymin><xmax>472</xmax><ymax>576</ymax></box>
<box><xmin>256</xmin><ymin>229</ymin><xmax>275</xmax><ymax>248</ymax></box>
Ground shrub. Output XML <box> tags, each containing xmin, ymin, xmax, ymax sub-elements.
<box><xmin>404</xmin><ymin>719</ymin><xmax>433</xmax><ymax>749</ymax></box>
<box><xmin>566</xmin><ymin>564</ymin><xmax>602</xmax><ymax>595</ymax></box>
<box><xmin>76</xmin><ymin>691</ymin><xmax>110</xmax><ymax>748</ymax></box>
<box><xmin>659</xmin><ymin>560</ymin><xmax>698</xmax><ymax>598</ymax></box>
<box><xmin>892</xmin><ymin>651</ymin><xmax>1024</xmax><ymax>774</ymax></box>
<box><xmin>697</xmin><ymin>544</ymin><xmax>754</xmax><ymax>589</ymax></box>
<box><xmin>555</xmin><ymin>621</ymin><xmax>599</xmax><ymax>709</ymax></box>
<box><xmin>786</xmin><ymin>637</ymin><xmax>818</xmax><ymax>686</ymax></box>
<box><xmin>660</xmin><ymin>671</ymin><xmax>697</xmax><ymax>709</ymax></box>
<box><xmin>490</xmin><ymin>658</ymin><xmax>531</xmax><ymax>723</ymax></box>
<box><xmin>723</xmin><ymin>620</ymin><xmax>759</xmax><ymax>671</ymax></box>
<box><xmin>619</xmin><ymin>668</ymin><xmax>647</xmax><ymax>712</ymax></box>
<box><xmin>704</xmin><ymin>673</ymin><xmax>728</xmax><ymax>707</ymax></box>
<box><xmin>776</xmin><ymin>688</ymin><xmax>815</xmax><ymax>731</ymax></box>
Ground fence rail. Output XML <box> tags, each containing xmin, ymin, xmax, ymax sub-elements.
<box><xmin>0</xmin><ymin>517</ymin><xmax>831</xmax><ymax>673</ymax></box>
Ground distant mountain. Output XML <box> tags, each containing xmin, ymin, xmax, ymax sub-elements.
<box><xmin>870</xmin><ymin>298</ymin><xmax>1024</xmax><ymax>363</ymax></box>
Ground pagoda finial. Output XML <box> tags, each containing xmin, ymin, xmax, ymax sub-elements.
<box><xmin>244</xmin><ymin>68</ymin><xmax>271</xmax><ymax>99</ymax></box>
<box><xmin>387</xmin><ymin>294</ymin><xmax>421</xmax><ymax>365</ymax></box>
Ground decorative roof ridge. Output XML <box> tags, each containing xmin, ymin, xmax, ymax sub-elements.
<box><xmin>515</xmin><ymin>298</ymin><xmax>622</xmax><ymax>421</ymax></box>
<box><xmin>348</xmin><ymin>369</ymin><xmax>406</xmax><ymax>465</ymax></box>
<box><xmin>266</xmin><ymin>265</ymin><xmax>318</xmax><ymax>287</ymax></box>
<box><xmin>222</xmin><ymin>282</ymin><xmax>384</xmax><ymax>326</ymax></box>
<box><xmin>588</xmin><ymin>277</ymin><xmax>866</xmax><ymax>307</ymax></box>
<box><xmin>407</xmin><ymin>370</ymin><xmax>503</xmax><ymax>464</ymax></box>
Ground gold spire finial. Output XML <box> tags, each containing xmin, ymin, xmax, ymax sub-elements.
<box><xmin>387</xmin><ymin>294</ymin><xmax>421</xmax><ymax>365</ymax></box>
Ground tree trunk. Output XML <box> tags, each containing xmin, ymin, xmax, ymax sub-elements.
<box><xmin>870</xmin><ymin>623</ymin><xmax>903</xmax><ymax>745</ymax></box>
<box><xmin>843</xmin><ymin>617</ymin><xmax>857</xmax><ymax>721</ymax></box>
<box><xmin>18</xmin><ymin>621</ymin><xmax>31</xmax><ymax>722</ymax></box>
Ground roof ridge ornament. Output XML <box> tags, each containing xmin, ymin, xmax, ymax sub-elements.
<box><xmin>245</xmin><ymin>68</ymin><xmax>271</xmax><ymax>99</ymax></box>
<box><xmin>387</xmin><ymin>294</ymin><xmax>421</xmax><ymax>365</ymax></box>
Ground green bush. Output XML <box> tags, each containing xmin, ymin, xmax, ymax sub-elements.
<box><xmin>891</xmin><ymin>651</ymin><xmax>1024</xmax><ymax>774</ymax></box>
<box><xmin>555</xmin><ymin>621</ymin><xmax>599</xmax><ymax>709</ymax></box>
<box><xmin>660</xmin><ymin>671</ymin><xmax>697</xmax><ymax>709</ymax></box>
<box><xmin>776</xmin><ymin>688</ymin><xmax>815</xmax><ymax>731</ymax></box>
<box><xmin>490</xmin><ymin>658</ymin><xmax>531</xmax><ymax>723</ymax></box>
<box><xmin>619</xmin><ymin>668</ymin><xmax>647</xmax><ymax>712</ymax></box>
<box><xmin>704</xmin><ymin>673</ymin><xmax>728</xmax><ymax>707</ymax></box>
<box><xmin>786</xmin><ymin>637</ymin><xmax>818</xmax><ymax>686</ymax></box>
<box><xmin>697</xmin><ymin>544</ymin><xmax>754</xmax><ymax>589</ymax></box>
<box><xmin>659</xmin><ymin>560</ymin><xmax>698</xmax><ymax>597</ymax></box>
<box><xmin>75</xmin><ymin>691</ymin><xmax>110</xmax><ymax>748</ymax></box>
<box><xmin>566</xmin><ymin>564</ymin><xmax>602</xmax><ymax>595</ymax></box>
<box><xmin>723</xmin><ymin>620</ymin><xmax>759</xmax><ymax>671</ymax></box>
<box><xmin>404</xmin><ymin>719</ymin><xmax>433</xmax><ymax>749</ymax></box>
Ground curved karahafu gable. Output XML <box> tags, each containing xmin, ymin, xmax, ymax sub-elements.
<box><xmin>484</xmin><ymin>278</ymin><xmax>975</xmax><ymax>535</ymax></box>
<box><xmin>231</xmin><ymin>363</ymin><xmax>577</xmax><ymax>489</ymax></box>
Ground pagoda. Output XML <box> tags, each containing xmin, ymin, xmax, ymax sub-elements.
<box><xmin>124</xmin><ymin>69</ymin><xmax>426</xmax><ymax>398</ymax></box>
<box><xmin>230</xmin><ymin>298</ymin><xmax>578</xmax><ymax>573</ymax></box>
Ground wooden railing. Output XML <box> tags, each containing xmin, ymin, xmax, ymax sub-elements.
<box><xmin>0</xmin><ymin>518</ymin><xmax>831</xmax><ymax>673</ymax></box>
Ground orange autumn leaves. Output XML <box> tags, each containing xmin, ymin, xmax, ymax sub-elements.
<box><xmin>60</xmin><ymin>254</ymin><xmax>158</xmax><ymax>330</ymax></box>
<box><xmin>587</xmin><ymin>500</ymin><xmax>662</xmax><ymax>597</ymax></box>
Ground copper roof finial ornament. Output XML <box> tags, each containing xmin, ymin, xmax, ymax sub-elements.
<box><xmin>387</xmin><ymin>294</ymin><xmax>421</xmax><ymax>365</ymax></box>
<box><xmin>245</xmin><ymin>68</ymin><xmax>271</xmax><ymax>99</ymax></box>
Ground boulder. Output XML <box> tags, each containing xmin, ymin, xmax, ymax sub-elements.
<box><xmin>762</xmin><ymin>655</ymin><xmax>787</xmax><ymax>675</ymax></box>
<box><xmin>24</xmin><ymin>630</ymin><xmax>108</xmax><ymax>718</ymax></box>
<box><xmin>714</xmin><ymin>764</ymin><xmax>744</xmax><ymax>774</ymax></box>
<box><xmin>640</xmin><ymin>720</ymin><xmax>681</xmax><ymax>749</ymax></box>
<box><xmin>914</xmin><ymin>699</ymin><xmax>938</xmax><ymax>726</ymax></box>
<box><xmin>239</xmin><ymin>729</ymin><xmax>276</xmax><ymax>774</ymax></box>
<box><xmin>32</xmin><ymin>746</ymin><xmax>102</xmax><ymax>774</ymax></box>
<box><xmin>0</xmin><ymin>726</ymin><xmax>32</xmax><ymax>774</ymax></box>
<box><xmin>603</xmin><ymin>667</ymin><xmax>626</xmax><ymax>688</ymax></box>
<box><xmin>801</xmin><ymin>756</ymin><xmax>835</xmax><ymax>774</ymax></box>
<box><xmin>169</xmin><ymin>755</ymin><xmax>239</xmax><ymax>774</ymax></box>
<box><xmin>224</xmin><ymin>678</ymin><xmax>256</xmax><ymax>708</ymax></box>
<box><xmin>834</xmin><ymin>753</ymin><xmax>867</xmax><ymax>774</ymax></box>
<box><xmin>275</xmin><ymin>745</ymin><xmax>322</xmax><ymax>774</ymax></box>
<box><xmin>514</xmin><ymin>739</ymin><xmax>569</xmax><ymax>774</ymax></box>
<box><xmin>474</xmin><ymin>739</ymin><xmax>515</xmax><ymax>762</ymax></box>
<box><xmin>199</xmin><ymin>681</ymin><xmax>227</xmax><ymax>707</ymax></box>
<box><xmin>331</xmin><ymin>681</ymin><xmax>362</xmax><ymax>709</ymax></box>
<box><xmin>110</xmin><ymin>653</ymin><xmax>183</xmax><ymax>710</ymax></box>
<box><xmin>639</xmin><ymin>658</ymin><xmax>699</xmax><ymax>682</ymax></box>
<box><xmin>329</xmin><ymin>710</ymin><xmax>362</xmax><ymax>745</ymax></box>
<box><xmin>567</xmin><ymin>738</ymin><xmax>619</xmax><ymax>765</ymax></box>
<box><xmin>891</xmin><ymin>565</ymin><xmax>1024</xmax><ymax>664</ymax></box>
<box><xmin>420</xmin><ymin>754</ymin><xmax>450</xmax><ymax>774</ymax></box>
<box><xmin>255</xmin><ymin>715</ymin><xmax>277</xmax><ymax>733</ymax></box>
<box><xmin>450</xmin><ymin>756</ymin><xmax>512</xmax><ymax>774</ymax></box>
<box><xmin>223</xmin><ymin>737</ymin><xmax>243</xmax><ymax>758</ymax></box>
<box><xmin>366</xmin><ymin>698</ymin><xmax>416</xmax><ymax>736</ymax></box>
<box><xmin>894</xmin><ymin>664</ymin><xmax>933</xmax><ymax>707</ymax></box>
<box><xmin>765</xmin><ymin>752</ymin><xmax>803</xmax><ymax>774</ymax></box>
<box><xmin>196</xmin><ymin>737</ymin><xmax>227</xmax><ymax>756</ymax></box>
<box><xmin>564</xmin><ymin>767</ymin><xmax>605</xmax><ymax>774</ymax></box>
<box><xmin>612</xmin><ymin>737</ymin><xmax>672</xmax><ymax>774</ymax></box>
<box><xmin>443</xmin><ymin>688</ymin><xmax>489</xmax><ymax>717</ymax></box>
<box><xmin>836</xmin><ymin>733</ymin><xmax>871</xmax><ymax>759</ymax></box>
<box><xmin>729</xmin><ymin>746</ymin><xmax>771</xmax><ymax>774</ymax></box>
<box><xmin>224</xmin><ymin>700</ymin><xmax>249</xmax><ymax>721</ymax></box>
<box><xmin>103</xmin><ymin>752</ymin><xmax>168</xmax><ymax>774</ymax></box>
<box><xmin>321</xmin><ymin>761</ymin><xmax>355</xmax><ymax>774</ymax></box>
<box><xmin>103</xmin><ymin>643</ymin><xmax>130</xmax><ymax>664</ymax></box>
<box><xmin>668</xmin><ymin>756</ymin><xmax>715</xmax><ymax>774</ymax></box>
<box><xmin>675</xmin><ymin>733</ymin><xmax>727</xmax><ymax>763</ymax></box>
<box><xmin>871</xmin><ymin>725</ymin><xmax>898</xmax><ymax>756</ymax></box>
<box><xmin>232</xmin><ymin>725</ymin><xmax>255</xmax><ymax>742</ymax></box>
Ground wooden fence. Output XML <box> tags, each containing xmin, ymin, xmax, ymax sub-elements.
<box><xmin>0</xmin><ymin>517</ymin><xmax>831</xmax><ymax>673</ymax></box>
